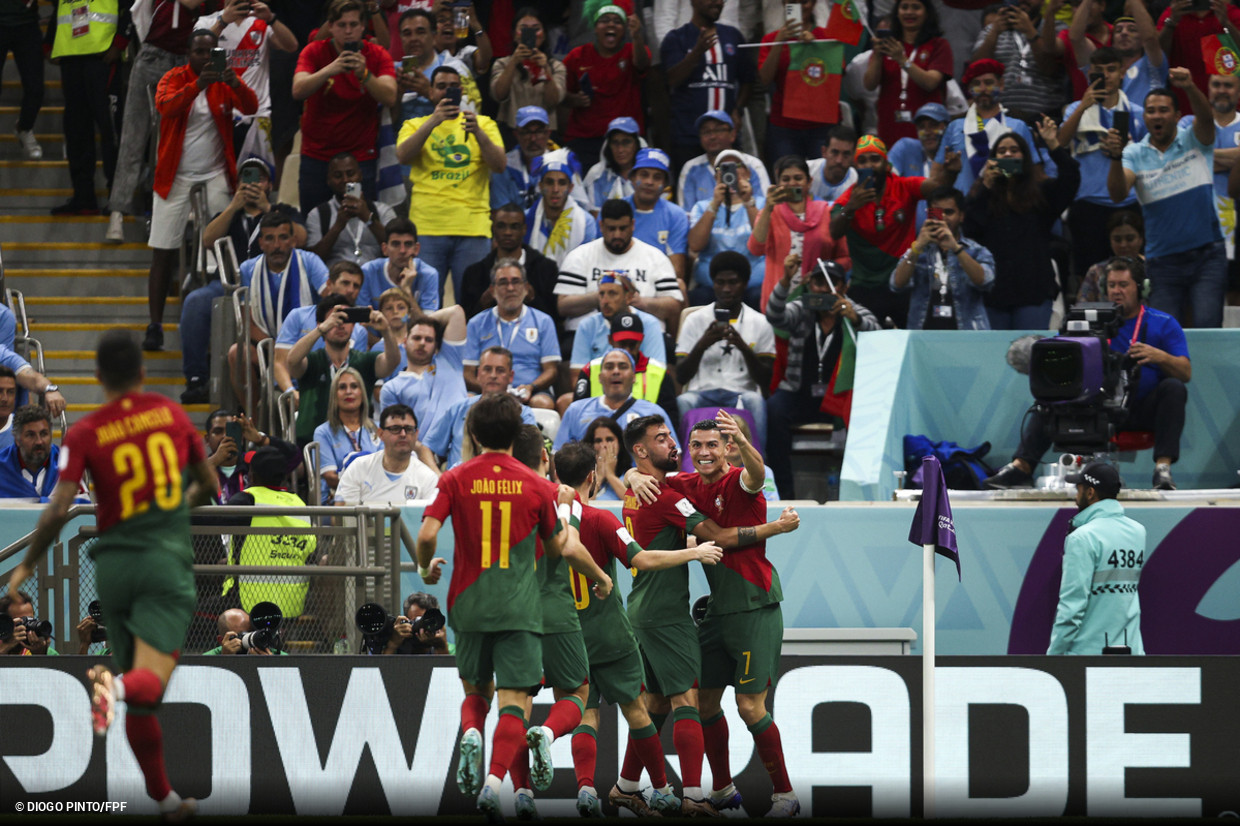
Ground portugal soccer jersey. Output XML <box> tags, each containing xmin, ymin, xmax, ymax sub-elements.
<box><xmin>573</xmin><ymin>500</ymin><xmax>643</xmax><ymax>664</ymax></box>
<box><xmin>536</xmin><ymin>478</ymin><xmax>581</xmax><ymax>635</ymax></box>
<box><xmin>423</xmin><ymin>453</ymin><xmax>560</xmax><ymax>633</ymax></box>
<box><xmin>622</xmin><ymin>486</ymin><xmax>705</xmax><ymax>628</ymax></box>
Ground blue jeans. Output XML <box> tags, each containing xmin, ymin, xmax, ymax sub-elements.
<box><xmin>180</xmin><ymin>281</ymin><xmax>225</xmax><ymax>381</ymax></box>
<box><xmin>418</xmin><ymin>234</ymin><xmax>493</xmax><ymax>305</ymax></box>
<box><xmin>765</xmin><ymin>123</ymin><xmax>832</xmax><ymax>167</ymax></box>
<box><xmin>297</xmin><ymin>156</ymin><xmax>378</xmax><ymax>214</ymax></box>
<box><xmin>986</xmin><ymin>300</ymin><xmax>1053</xmax><ymax>331</ymax></box>
<box><xmin>676</xmin><ymin>387</ymin><xmax>768</xmax><ymax>449</ymax></box>
<box><xmin>1146</xmin><ymin>239</ymin><xmax>1227</xmax><ymax>328</ymax></box>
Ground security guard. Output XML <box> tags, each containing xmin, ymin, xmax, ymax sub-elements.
<box><xmin>48</xmin><ymin>0</ymin><xmax>121</xmax><ymax>215</ymax></box>
<box><xmin>573</xmin><ymin>312</ymin><xmax>669</xmax><ymax>403</ymax></box>
<box><xmin>1048</xmin><ymin>462</ymin><xmax>1145</xmax><ymax>655</ymax></box>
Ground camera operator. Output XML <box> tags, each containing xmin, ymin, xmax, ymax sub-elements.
<box><xmin>986</xmin><ymin>257</ymin><xmax>1190</xmax><ymax>491</ymax></box>
<box><xmin>0</xmin><ymin>593</ymin><xmax>57</xmax><ymax>656</ymax></box>
<box><xmin>376</xmin><ymin>592</ymin><xmax>452</xmax><ymax>655</ymax></box>
<box><xmin>204</xmin><ymin>608</ymin><xmax>287</xmax><ymax>655</ymax></box>
<box><xmin>75</xmin><ymin>600</ymin><xmax>108</xmax><ymax>655</ymax></box>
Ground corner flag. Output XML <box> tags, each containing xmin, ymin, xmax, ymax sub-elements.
<box><xmin>908</xmin><ymin>455</ymin><xmax>960</xmax><ymax>580</ymax></box>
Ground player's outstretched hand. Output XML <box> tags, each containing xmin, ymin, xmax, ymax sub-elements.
<box><xmin>715</xmin><ymin>410</ymin><xmax>747</xmax><ymax>447</ymax></box>
<box><xmin>695</xmin><ymin>541</ymin><xmax>723</xmax><ymax>565</ymax></box>
<box><xmin>776</xmin><ymin>506</ymin><xmax>800</xmax><ymax>533</ymax></box>
<box><xmin>629</xmin><ymin>471</ymin><xmax>660</xmax><ymax>505</ymax></box>
<box><xmin>593</xmin><ymin>572</ymin><xmax>614</xmax><ymax>601</ymax></box>
<box><xmin>423</xmin><ymin>557</ymin><xmax>446</xmax><ymax>584</ymax></box>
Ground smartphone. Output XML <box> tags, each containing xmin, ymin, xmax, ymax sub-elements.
<box><xmin>402</xmin><ymin>56</ymin><xmax>417</xmax><ymax>74</ymax></box>
<box><xmin>855</xmin><ymin>166</ymin><xmax>876</xmax><ymax>188</ymax></box>
<box><xmin>210</xmin><ymin>47</ymin><xmax>228</xmax><ymax>73</ymax></box>
<box><xmin>996</xmin><ymin>157</ymin><xmax>1023</xmax><ymax>176</ymax></box>
<box><xmin>344</xmin><ymin>181</ymin><xmax>362</xmax><ymax>199</ymax></box>
<box><xmin>578</xmin><ymin>72</ymin><xmax>593</xmax><ymax>98</ymax></box>
<box><xmin>342</xmin><ymin>306</ymin><xmax>372</xmax><ymax>324</ymax></box>
<box><xmin>927</xmin><ymin>206</ymin><xmax>945</xmax><ymax>221</ymax></box>
<box><xmin>240</xmin><ymin>166</ymin><xmax>262</xmax><ymax>185</ymax></box>
<box><xmin>1190</xmin><ymin>0</ymin><xmax>1210</xmax><ymax>11</ymax></box>
<box><xmin>876</xmin><ymin>24</ymin><xmax>892</xmax><ymax>39</ymax></box>
<box><xmin>444</xmin><ymin>85</ymin><xmax>462</xmax><ymax>106</ymax></box>
<box><xmin>802</xmin><ymin>293</ymin><xmax>832</xmax><ymax>311</ymax></box>
<box><xmin>1112</xmin><ymin>110</ymin><xmax>1130</xmax><ymax>140</ymax></box>
<box><xmin>343</xmin><ymin>40</ymin><xmax>361</xmax><ymax>52</ymax></box>
<box><xmin>224</xmin><ymin>421</ymin><xmax>243</xmax><ymax>446</ymax></box>
<box><xmin>784</xmin><ymin>2</ymin><xmax>799</xmax><ymax>21</ymax></box>
<box><xmin>789</xmin><ymin>185</ymin><xmax>804</xmax><ymax>201</ymax></box>
<box><xmin>1088</xmin><ymin>71</ymin><xmax>1104</xmax><ymax>88</ymax></box>
<box><xmin>519</xmin><ymin>26</ymin><xmax>538</xmax><ymax>49</ymax></box>
<box><xmin>1003</xmin><ymin>0</ymin><xmax>1020</xmax><ymax>7</ymax></box>
<box><xmin>714</xmin><ymin>306</ymin><xmax>732</xmax><ymax>324</ymax></box>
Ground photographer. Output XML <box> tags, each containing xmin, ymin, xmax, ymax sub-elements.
<box><xmin>373</xmin><ymin>592</ymin><xmax>452</xmax><ymax>655</ymax></box>
<box><xmin>75</xmin><ymin>600</ymin><xmax>108</xmax><ymax>656</ymax></box>
<box><xmin>204</xmin><ymin>608</ymin><xmax>287</xmax><ymax>655</ymax></box>
<box><xmin>986</xmin><ymin>257</ymin><xmax>1190</xmax><ymax>491</ymax></box>
<box><xmin>0</xmin><ymin>593</ymin><xmax>57</xmax><ymax>656</ymax></box>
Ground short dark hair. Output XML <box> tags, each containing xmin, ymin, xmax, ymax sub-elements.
<box><xmin>494</xmin><ymin>202</ymin><xmax>526</xmax><ymax>219</ymax></box>
<box><xmin>329</xmin><ymin>150</ymin><xmax>359</xmax><ymax>167</ymax></box>
<box><xmin>385</xmin><ymin>217</ymin><xmax>418</xmax><ymax>239</ymax></box>
<box><xmin>206</xmin><ymin>409</ymin><xmax>231</xmax><ymax>431</ymax></box>
<box><xmin>0</xmin><ymin>591</ymin><xmax>31</xmax><ymax>618</ymax></box>
<box><xmin>0</xmin><ymin>365</ymin><xmax>15</xmax><ymax>383</ymax></box>
<box><xmin>599</xmin><ymin>198</ymin><xmax>634</xmax><ymax>223</ymax></box>
<box><xmin>188</xmin><ymin>27</ymin><xmax>218</xmax><ymax>46</ymax></box>
<box><xmin>689</xmin><ymin>418</ymin><xmax>726</xmax><ymax>442</ymax></box>
<box><xmin>1144</xmin><ymin>87</ymin><xmax>1178</xmax><ymax>109</ymax></box>
<box><xmin>469</xmin><ymin>393</ymin><xmax>524</xmax><ymax>450</ymax></box>
<box><xmin>97</xmin><ymin>329</ymin><xmax>143</xmax><ymax>391</ymax></box>
<box><xmin>326</xmin><ymin>0</ymin><xmax>364</xmax><ymax>23</ymax></box>
<box><xmin>327</xmin><ymin>260</ymin><xmax>363</xmax><ymax>283</ymax></box>
<box><xmin>431</xmin><ymin>64</ymin><xmax>461</xmax><ymax>83</ymax></box>
<box><xmin>409</xmin><ymin>316</ymin><xmax>444</xmax><ymax>349</ymax></box>
<box><xmin>398</xmin><ymin>7</ymin><xmax>435</xmax><ymax>29</ymax></box>
<box><xmin>512</xmin><ymin>423</ymin><xmax>545</xmax><ymax>471</ymax></box>
<box><xmin>623</xmin><ymin>414</ymin><xmax>665</xmax><ymax>455</ymax></box>
<box><xmin>13</xmin><ymin>405</ymin><xmax>51</xmax><ymax>433</ymax></box>
<box><xmin>710</xmin><ymin>250</ymin><xmax>751</xmax><ymax>282</ymax></box>
<box><xmin>402</xmin><ymin>590</ymin><xmax>440</xmax><ymax>616</ymax></box>
<box><xmin>774</xmin><ymin>154</ymin><xmax>810</xmax><ymax>179</ymax></box>
<box><xmin>379</xmin><ymin>403</ymin><xmax>417</xmax><ymax>429</ymax></box>
<box><xmin>554</xmin><ymin>441</ymin><xmax>597</xmax><ymax>487</ymax></box>
<box><xmin>1104</xmin><ymin>255</ymin><xmax>1146</xmax><ymax>283</ymax></box>
<box><xmin>259</xmin><ymin>210</ymin><xmax>293</xmax><ymax>233</ymax></box>
<box><xmin>479</xmin><ymin>346</ymin><xmax>514</xmax><ymax>370</ymax></box>
<box><xmin>1089</xmin><ymin>46</ymin><xmax>1121</xmax><ymax>67</ymax></box>
<box><xmin>827</xmin><ymin>124</ymin><xmax>858</xmax><ymax>146</ymax></box>
<box><xmin>316</xmin><ymin>293</ymin><xmax>352</xmax><ymax>324</ymax></box>
<box><xmin>927</xmin><ymin>186</ymin><xmax>964</xmax><ymax>211</ymax></box>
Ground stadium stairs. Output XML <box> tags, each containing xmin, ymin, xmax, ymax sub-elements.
<box><xmin>1</xmin><ymin>60</ymin><xmax>207</xmax><ymax>432</ymax></box>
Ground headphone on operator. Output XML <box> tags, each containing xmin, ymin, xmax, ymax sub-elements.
<box><xmin>1105</xmin><ymin>255</ymin><xmax>1151</xmax><ymax>302</ymax></box>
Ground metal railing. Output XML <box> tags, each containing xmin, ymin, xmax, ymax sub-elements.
<box><xmin>303</xmin><ymin>441</ymin><xmax>321</xmax><ymax>506</ymax></box>
<box><xmin>185</xmin><ymin>182</ymin><xmax>210</xmax><ymax>291</ymax></box>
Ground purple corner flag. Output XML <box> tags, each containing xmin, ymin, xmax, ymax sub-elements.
<box><xmin>909</xmin><ymin>455</ymin><xmax>961</xmax><ymax>580</ymax></box>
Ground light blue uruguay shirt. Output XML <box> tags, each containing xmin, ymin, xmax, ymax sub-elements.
<box><xmin>1122</xmin><ymin>124</ymin><xmax>1222</xmax><ymax>258</ymax></box>
<box><xmin>421</xmin><ymin>393</ymin><xmax>537</xmax><ymax>469</ymax></box>
<box><xmin>358</xmin><ymin>257</ymin><xmax>440</xmax><ymax>312</ymax></box>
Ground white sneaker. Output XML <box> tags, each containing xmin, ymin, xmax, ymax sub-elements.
<box><xmin>105</xmin><ymin>211</ymin><xmax>125</xmax><ymax>243</ymax></box>
<box><xmin>16</xmin><ymin>129</ymin><xmax>42</xmax><ymax>160</ymax></box>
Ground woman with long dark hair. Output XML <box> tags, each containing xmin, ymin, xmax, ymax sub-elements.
<box><xmin>964</xmin><ymin>123</ymin><xmax>1081</xmax><ymax>330</ymax></box>
<box><xmin>1077</xmin><ymin>210</ymin><xmax>1144</xmax><ymax>304</ymax></box>
<box><xmin>584</xmin><ymin>417</ymin><xmax>630</xmax><ymax>501</ymax></box>
<box><xmin>490</xmin><ymin>9</ymin><xmax>566</xmax><ymax>131</ymax></box>
<box><xmin>863</xmin><ymin>0</ymin><xmax>953</xmax><ymax>146</ymax></box>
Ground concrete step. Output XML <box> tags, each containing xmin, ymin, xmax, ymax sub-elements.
<box><xmin>0</xmin><ymin>213</ymin><xmax>145</xmax><ymax>245</ymax></box>
<box><xmin>0</xmin><ymin>188</ymin><xmax>111</xmax><ymax>212</ymax></box>
<box><xmin>23</xmin><ymin>295</ymin><xmax>179</xmax><ymax>323</ymax></box>
<box><xmin>0</xmin><ymin>159</ymin><xmax>107</xmax><ymax>191</ymax></box>
<box><xmin>29</xmin><ymin>322</ymin><xmax>180</xmax><ymax>353</ymax></box>
<box><xmin>0</xmin><ymin>80</ymin><xmax>63</xmax><ymax>105</ymax></box>
<box><xmin>0</xmin><ymin>105</ymin><xmax>65</xmax><ymax>133</ymax></box>
<box><xmin>0</xmin><ymin>243</ymin><xmax>151</xmax><ymax>269</ymax></box>
<box><xmin>45</xmin><ymin>349</ymin><xmax>183</xmax><ymax>376</ymax></box>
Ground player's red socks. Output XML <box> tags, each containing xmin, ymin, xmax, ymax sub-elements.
<box><xmin>701</xmin><ymin>711</ymin><xmax>732</xmax><ymax>789</ymax></box>
<box><xmin>461</xmin><ymin>693</ymin><xmax>489</xmax><ymax>734</ymax></box>
<box><xmin>671</xmin><ymin>706</ymin><xmax>705</xmax><ymax>789</ymax></box>
<box><xmin>120</xmin><ymin>669</ymin><xmax>171</xmax><ymax>801</ymax></box>
<box><xmin>543</xmin><ymin>694</ymin><xmax>584</xmax><ymax>739</ymax></box>
<box><xmin>510</xmin><ymin>721</ymin><xmax>532</xmax><ymax>790</ymax></box>
<box><xmin>748</xmin><ymin>714</ymin><xmax>792</xmax><ymax>793</ymax></box>
<box><xmin>571</xmin><ymin>725</ymin><xmax>597</xmax><ymax>790</ymax></box>
<box><xmin>629</xmin><ymin>722</ymin><xmax>669</xmax><ymax>788</ymax></box>
<box><xmin>488</xmin><ymin>706</ymin><xmax>527</xmax><ymax>781</ymax></box>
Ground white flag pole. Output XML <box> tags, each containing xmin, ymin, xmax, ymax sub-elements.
<box><xmin>923</xmin><ymin>538</ymin><xmax>936</xmax><ymax>818</ymax></box>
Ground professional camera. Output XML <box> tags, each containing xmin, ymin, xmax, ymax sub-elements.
<box><xmin>356</xmin><ymin>602</ymin><xmax>446</xmax><ymax>653</ymax></box>
<box><xmin>718</xmin><ymin>162</ymin><xmax>739</xmax><ymax>190</ymax></box>
<box><xmin>1028</xmin><ymin>302</ymin><xmax>1133</xmax><ymax>455</ymax></box>
<box><xmin>238</xmin><ymin>601</ymin><xmax>283</xmax><ymax>652</ymax></box>
<box><xmin>88</xmin><ymin>599</ymin><xmax>107</xmax><ymax>643</ymax></box>
<box><xmin>0</xmin><ymin>614</ymin><xmax>53</xmax><ymax>641</ymax></box>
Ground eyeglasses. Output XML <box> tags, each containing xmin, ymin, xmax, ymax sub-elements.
<box><xmin>384</xmin><ymin>425</ymin><xmax>417</xmax><ymax>435</ymax></box>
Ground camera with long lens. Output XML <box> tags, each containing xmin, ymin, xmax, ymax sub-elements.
<box><xmin>356</xmin><ymin>602</ymin><xmax>445</xmax><ymax>653</ymax></box>
<box><xmin>88</xmin><ymin>599</ymin><xmax>107</xmax><ymax>643</ymax></box>
<box><xmin>0</xmin><ymin>614</ymin><xmax>53</xmax><ymax>641</ymax></box>
<box><xmin>718</xmin><ymin>162</ymin><xmax>739</xmax><ymax>190</ymax></box>
<box><xmin>238</xmin><ymin>601</ymin><xmax>283</xmax><ymax>652</ymax></box>
<box><xmin>1028</xmin><ymin>302</ymin><xmax>1133</xmax><ymax>455</ymax></box>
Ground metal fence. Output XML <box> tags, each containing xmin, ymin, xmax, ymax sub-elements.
<box><xmin>0</xmin><ymin>505</ymin><xmax>413</xmax><ymax>656</ymax></box>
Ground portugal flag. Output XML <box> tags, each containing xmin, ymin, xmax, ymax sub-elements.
<box><xmin>784</xmin><ymin>41</ymin><xmax>845</xmax><ymax>124</ymax></box>
<box><xmin>824</xmin><ymin>0</ymin><xmax>865</xmax><ymax>46</ymax></box>
<box><xmin>1202</xmin><ymin>32</ymin><xmax>1240</xmax><ymax>76</ymax></box>
<box><xmin>819</xmin><ymin>317</ymin><xmax>857</xmax><ymax>426</ymax></box>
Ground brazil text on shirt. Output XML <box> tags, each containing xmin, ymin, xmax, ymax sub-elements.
<box><xmin>430</xmin><ymin>169</ymin><xmax>474</xmax><ymax>182</ymax></box>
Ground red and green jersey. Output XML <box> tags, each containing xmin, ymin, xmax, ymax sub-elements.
<box><xmin>831</xmin><ymin>173</ymin><xmax>925</xmax><ymax>289</ymax></box>
<box><xmin>622</xmin><ymin>485</ymin><xmax>705</xmax><ymax>628</ymax></box>
<box><xmin>423</xmin><ymin>453</ymin><xmax>561</xmax><ymax>633</ymax></box>
<box><xmin>572</xmin><ymin>499</ymin><xmax>642</xmax><ymax>664</ymax></box>
<box><xmin>59</xmin><ymin>392</ymin><xmax>205</xmax><ymax>541</ymax></box>
<box><xmin>667</xmin><ymin>466</ymin><xmax>783</xmax><ymax>615</ymax></box>
<box><xmin>536</xmin><ymin>478</ymin><xmax>581</xmax><ymax>635</ymax></box>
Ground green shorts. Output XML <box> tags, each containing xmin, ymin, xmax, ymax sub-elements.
<box><xmin>541</xmin><ymin>630</ymin><xmax>589</xmax><ymax>691</ymax></box>
<box><xmin>634</xmin><ymin>621</ymin><xmax>700</xmax><ymax>698</ymax></box>
<box><xmin>586</xmin><ymin>646</ymin><xmax>645</xmax><ymax>709</ymax></box>
<box><xmin>94</xmin><ymin>541</ymin><xmax>196</xmax><ymax>672</ymax></box>
<box><xmin>698</xmin><ymin>603</ymin><xmax>784</xmax><ymax>694</ymax></box>
<box><xmin>455</xmin><ymin>629</ymin><xmax>543</xmax><ymax>690</ymax></box>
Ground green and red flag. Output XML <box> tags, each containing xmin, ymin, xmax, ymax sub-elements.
<box><xmin>1202</xmin><ymin>32</ymin><xmax>1240</xmax><ymax>75</ymax></box>
<box><xmin>824</xmin><ymin>0</ymin><xmax>865</xmax><ymax>46</ymax></box>
<box><xmin>820</xmin><ymin>317</ymin><xmax>857</xmax><ymax>426</ymax></box>
<box><xmin>784</xmin><ymin>41</ymin><xmax>845</xmax><ymax>123</ymax></box>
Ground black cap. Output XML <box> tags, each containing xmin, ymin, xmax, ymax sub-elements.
<box><xmin>609</xmin><ymin>312</ymin><xmax>644</xmax><ymax>343</ymax></box>
<box><xmin>1065</xmin><ymin>461</ymin><xmax>1122</xmax><ymax>499</ymax></box>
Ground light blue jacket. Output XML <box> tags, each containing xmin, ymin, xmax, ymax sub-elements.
<box><xmin>890</xmin><ymin>236</ymin><xmax>995</xmax><ymax>331</ymax></box>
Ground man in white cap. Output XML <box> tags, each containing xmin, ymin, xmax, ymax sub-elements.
<box><xmin>677</xmin><ymin>110</ymin><xmax>768</xmax><ymax>210</ymax></box>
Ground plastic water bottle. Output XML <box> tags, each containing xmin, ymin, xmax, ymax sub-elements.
<box><xmin>333</xmin><ymin>635</ymin><xmax>350</xmax><ymax>655</ymax></box>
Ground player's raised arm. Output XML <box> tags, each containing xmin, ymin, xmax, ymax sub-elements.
<box><xmin>8</xmin><ymin>481</ymin><xmax>79</xmax><ymax>592</ymax></box>
<box><xmin>691</xmin><ymin>506</ymin><xmax>800</xmax><ymax>549</ymax></box>
<box><xmin>632</xmin><ymin>540</ymin><xmax>723</xmax><ymax>569</ymax></box>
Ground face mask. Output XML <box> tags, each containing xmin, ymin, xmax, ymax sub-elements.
<box><xmin>220</xmin><ymin>465</ymin><xmax>238</xmax><ymax>478</ymax></box>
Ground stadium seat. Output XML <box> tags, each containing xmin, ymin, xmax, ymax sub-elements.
<box><xmin>531</xmin><ymin>407</ymin><xmax>561</xmax><ymax>443</ymax></box>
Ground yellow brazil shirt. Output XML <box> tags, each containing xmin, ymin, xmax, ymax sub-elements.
<box><xmin>399</xmin><ymin>113</ymin><xmax>502</xmax><ymax>237</ymax></box>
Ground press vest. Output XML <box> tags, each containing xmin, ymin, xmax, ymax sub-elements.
<box><xmin>222</xmin><ymin>486</ymin><xmax>317</xmax><ymax>617</ymax></box>
<box><xmin>52</xmin><ymin>0</ymin><xmax>118</xmax><ymax>59</ymax></box>
<box><xmin>586</xmin><ymin>357</ymin><xmax>667</xmax><ymax>401</ymax></box>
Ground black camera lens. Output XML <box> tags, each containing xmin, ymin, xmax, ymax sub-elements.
<box><xmin>88</xmin><ymin>599</ymin><xmax>104</xmax><ymax>622</ymax></box>
<box><xmin>249</xmin><ymin>601</ymin><xmax>283</xmax><ymax>631</ymax></box>
<box><xmin>355</xmin><ymin>603</ymin><xmax>394</xmax><ymax>638</ymax></box>
<box><xmin>413</xmin><ymin>607</ymin><xmax>446</xmax><ymax>637</ymax></box>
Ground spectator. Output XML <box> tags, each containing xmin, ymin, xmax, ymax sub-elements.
<box><xmin>758</xmin><ymin>0</ymin><xmax>831</xmax><ymax>163</ymax></box>
<box><xmin>431</xmin><ymin>2</ymin><xmax>491</xmax><ymax>85</ymax></box>
<box><xmin>202</xmin><ymin>157</ymin><xmax>306</xmax><ymax>262</ymax></box>
<box><xmin>972</xmin><ymin>0</ymin><xmax>1064</xmax><ymax>119</ymax></box>
<box><xmin>0</xmin><ymin>366</ymin><xmax>16</xmax><ymax>451</ymax></box>
<box><xmin>143</xmin><ymin>28</ymin><xmax>258</xmax><ymax>353</ymax></box>
<box><xmin>396</xmin><ymin>64</ymin><xmax>505</xmax><ymax>301</ymax></box>
<box><xmin>966</xmin><ymin>124</ymin><xmax>1079</xmax><ymax>330</ymax></box>
<box><xmin>660</xmin><ymin>0</ymin><xmax>754</xmax><ymax>173</ymax></box>
<box><xmin>677</xmin><ymin>111</ymin><xmax>769</xmax><ymax>211</ymax></box>
<box><xmin>335</xmin><ymin>403</ymin><xmax>438</xmax><ymax>504</ymax></box>
<box><xmin>1111</xmin><ymin>72</ymin><xmax>1227</xmax><ymax>328</ymax></box>
<box><xmin>580</xmin><ymin>117</ymin><xmax>640</xmax><ymax>212</ymax></box>
<box><xmin>393</xmin><ymin>8</ymin><xmax>471</xmax><ymax>124</ymax></box>
<box><xmin>687</xmin><ymin>150</ymin><xmax>766</xmax><ymax>308</ymax></box>
<box><xmin>584</xmin><ymin>416</ymin><xmax>630</xmax><ymax>500</ymax></box>
<box><xmin>490</xmin><ymin>9</ymin><xmax>567</xmax><ymax>131</ymax></box>
<box><xmin>626</xmin><ymin>148</ymin><xmax>690</xmax><ymax>283</ymax></box>
<box><xmin>565</xmin><ymin>311</ymin><xmax>674</xmax><ymax>421</ymax></box>
<box><xmin>459</xmin><ymin>204</ymin><xmax>561</xmax><ymax>324</ymax></box>
<box><xmin>421</xmin><ymin>346</ymin><xmax>537</xmax><ymax>469</ymax></box>
<box><xmin>1157</xmin><ymin>0</ymin><xmax>1240</xmax><ymax>107</ymax></box>
<box><xmin>864</xmin><ymin>0</ymin><xmax>953</xmax><ymax>147</ymax></box>
<box><xmin>557</xmin><ymin>198</ymin><xmax>684</xmax><ymax>333</ymax></box>
<box><xmin>751</xmin><ymin>155</ymin><xmax>852</xmax><ymax>312</ymax></box>
<box><xmin>0</xmin><ymin>345</ymin><xmax>65</xmax><ymax>420</ymax></box>
<box><xmin>306</xmin><ymin>152</ymin><xmax>397</xmax><ymax>267</ymax></box>
<box><xmin>568</xmin><ymin>273</ymin><xmax>665</xmax><ymax>372</ymax></box>
<box><xmin>524</xmin><ymin>149</ymin><xmax>600</xmax><ymax>267</ymax></box>
<box><xmin>987</xmin><ymin>258</ymin><xmax>1189</xmax><ymax>491</ymax></box>
<box><xmin>890</xmin><ymin>187</ymin><xmax>996</xmax><ymax>330</ymax></box>
<box><xmin>562</xmin><ymin>2</ymin><xmax>652</xmax><ymax>172</ymax></box>
<box><xmin>496</xmin><ymin>106</ymin><xmax>585</xmax><ymax>210</ymax></box>
<box><xmin>1039</xmin><ymin>0</ymin><xmax>1111</xmax><ymax>104</ymax></box>
<box><xmin>808</xmin><ymin>125</ymin><xmax>860</xmax><ymax>206</ymax></box>
<box><xmin>765</xmin><ymin>255</ymin><xmax>880</xmax><ymax>498</ymax></box>
<box><xmin>204</xmin><ymin>608</ymin><xmax>285</xmax><ymax>655</ymax></box>
<box><xmin>106</xmin><ymin>0</ymin><xmax>214</xmax><ymax>240</ymax></box>
<box><xmin>675</xmin><ymin>252</ymin><xmax>776</xmax><ymax>443</ymax></box>
<box><xmin>0</xmin><ymin>406</ymin><xmax>57</xmax><ymax>500</ymax></box>
<box><xmin>1059</xmin><ymin>48</ymin><xmax>1147</xmax><ymax>278</ymax></box>
<box><xmin>1112</xmin><ymin>0</ymin><xmax>1168</xmax><ymax>114</ymax></box>
<box><xmin>3</xmin><ymin>0</ymin><xmax>44</xmax><ymax>161</ymax></box>
<box><xmin>553</xmin><ymin>348</ymin><xmax>675</xmax><ymax>450</ymax></box>
<box><xmin>831</xmin><ymin>136</ymin><xmax>960</xmax><ymax>327</ymax></box>
<box><xmin>286</xmin><ymin>294</ymin><xmax>403</xmax><ymax>445</ymax></box>
<box><xmin>1077</xmin><ymin>210</ymin><xmax>1144</xmax><ymax>304</ymax></box>
<box><xmin>379</xmin><ymin>310</ymin><xmax>470</xmax><ymax>437</ymax></box>
<box><xmin>369</xmin><ymin>286</ymin><xmax>415</xmax><ymax>353</ymax></box>
<box><xmin>889</xmin><ymin>103</ymin><xmax>949</xmax><ymax>179</ymax></box>
<box><xmin>463</xmin><ymin>259</ymin><xmax>560</xmax><ymax>410</ymax></box>
<box><xmin>358</xmin><ymin>217</ymin><xmax>440</xmax><ymax>311</ymax></box>
<box><xmin>312</xmin><ymin>367</ymin><xmax>380</xmax><ymax>503</ymax></box>
<box><xmin>374</xmin><ymin>592</ymin><xmax>453</xmax><ymax>654</ymax></box>
<box><xmin>292</xmin><ymin>0</ymin><xmax>398</xmax><ymax>211</ymax></box>
<box><xmin>203</xmin><ymin>410</ymin><xmax>292</xmax><ymax>504</ymax></box>
<box><xmin>1180</xmin><ymin>72</ymin><xmax>1240</xmax><ymax>265</ymax></box>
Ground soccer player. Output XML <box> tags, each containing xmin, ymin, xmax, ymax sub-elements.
<box><xmin>9</xmin><ymin>329</ymin><xmax>218</xmax><ymax>822</ymax></box>
<box><xmin>554</xmin><ymin>439</ymin><xmax>724</xmax><ymax>817</ymax></box>
<box><xmin>670</xmin><ymin>413</ymin><xmax>800</xmax><ymax>817</ymax></box>
<box><xmin>616</xmin><ymin>414</ymin><xmax>800</xmax><ymax>815</ymax></box>
<box><xmin>415</xmin><ymin>393</ymin><xmax>570</xmax><ymax>821</ymax></box>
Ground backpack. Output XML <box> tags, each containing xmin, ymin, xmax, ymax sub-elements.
<box><xmin>903</xmin><ymin>435</ymin><xmax>996</xmax><ymax>491</ymax></box>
